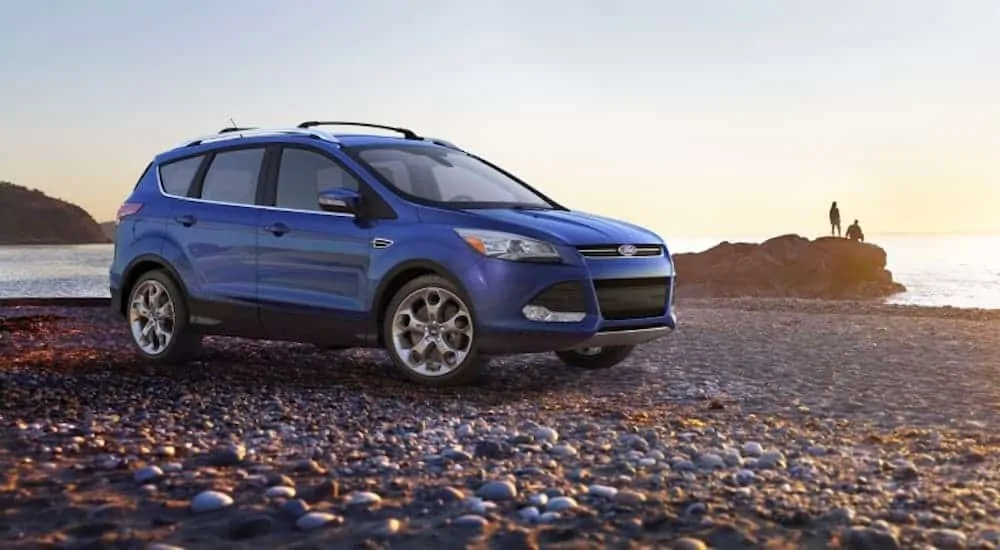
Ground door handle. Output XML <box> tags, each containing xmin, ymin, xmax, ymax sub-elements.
<box><xmin>264</xmin><ymin>222</ymin><xmax>290</xmax><ymax>236</ymax></box>
<box><xmin>174</xmin><ymin>214</ymin><xmax>196</xmax><ymax>227</ymax></box>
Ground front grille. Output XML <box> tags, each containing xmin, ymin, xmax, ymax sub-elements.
<box><xmin>577</xmin><ymin>244</ymin><xmax>663</xmax><ymax>258</ymax></box>
<box><xmin>529</xmin><ymin>281</ymin><xmax>587</xmax><ymax>312</ymax></box>
<box><xmin>593</xmin><ymin>277</ymin><xmax>669</xmax><ymax>320</ymax></box>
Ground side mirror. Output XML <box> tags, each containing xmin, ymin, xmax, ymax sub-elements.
<box><xmin>317</xmin><ymin>188</ymin><xmax>362</xmax><ymax>214</ymax></box>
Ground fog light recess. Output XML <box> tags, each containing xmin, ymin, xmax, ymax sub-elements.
<box><xmin>522</xmin><ymin>305</ymin><xmax>585</xmax><ymax>322</ymax></box>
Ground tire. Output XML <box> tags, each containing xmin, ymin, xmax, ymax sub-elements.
<box><xmin>382</xmin><ymin>275</ymin><xmax>486</xmax><ymax>386</ymax></box>
<box><xmin>125</xmin><ymin>269</ymin><xmax>202</xmax><ymax>363</ymax></box>
<box><xmin>555</xmin><ymin>345</ymin><xmax>634</xmax><ymax>370</ymax></box>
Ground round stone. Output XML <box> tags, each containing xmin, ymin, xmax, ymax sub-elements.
<box><xmin>347</xmin><ymin>491</ymin><xmax>382</xmax><ymax>506</ymax></box>
<box><xmin>546</xmin><ymin>496</ymin><xmax>578</xmax><ymax>511</ymax></box>
<box><xmin>296</xmin><ymin>512</ymin><xmax>341</xmax><ymax>532</ymax></box>
<box><xmin>134</xmin><ymin>465</ymin><xmax>163</xmax><ymax>484</ymax></box>
<box><xmin>588</xmin><ymin>484</ymin><xmax>619</xmax><ymax>499</ymax></box>
<box><xmin>266</xmin><ymin>486</ymin><xmax>296</xmax><ymax>499</ymax></box>
<box><xmin>190</xmin><ymin>490</ymin><xmax>234</xmax><ymax>513</ymax></box>
<box><xmin>741</xmin><ymin>442</ymin><xmax>764</xmax><ymax>457</ymax></box>
<box><xmin>453</xmin><ymin>515</ymin><xmax>489</xmax><ymax>529</ymax></box>
<box><xmin>477</xmin><ymin>480</ymin><xmax>517</xmax><ymax>501</ymax></box>
<box><xmin>614</xmin><ymin>489</ymin><xmax>647</xmax><ymax>507</ymax></box>
<box><xmin>535</xmin><ymin>427</ymin><xmax>559</xmax><ymax>443</ymax></box>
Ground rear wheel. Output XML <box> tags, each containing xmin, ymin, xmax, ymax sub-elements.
<box><xmin>555</xmin><ymin>345</ymin><xmax>634</xmax><ymax>370</ymax></box>
<box><xmin>383</xmin><ymin>275</ymin><xmax>486</xmax><ymax>386</ymax></box>
<box><xmin>126</xmin><ymin>270</ymin><xmax>202</xmax><ymax>363</ymax></box>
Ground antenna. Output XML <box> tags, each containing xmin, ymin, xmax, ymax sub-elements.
<box><xmin>218</xmin><ymin>117</ymin><xmax>257</xmax><ymax>135</ymax></box>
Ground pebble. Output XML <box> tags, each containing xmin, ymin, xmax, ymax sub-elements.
<box><xmin>477</xmin><ymin>480</ymin><xmax>518</xmax><ymax>501</ymax></box>
<box><xmin>296</xmin><ymin>512</ymin><xmax>342</xmax><ymax>532</ymax></box>
<box><xmin>928</xmin><ymin>529</ymin><xmax>967</xmax><ymax>549</ymax></box>
<box><xmin>756</xmin><ymin>451</ymin><xmax>786</xmax><ymax>470</ymax></box>
<box><xmin>133</xmin><ymin>465</ymin><xmax>163</xmax><ymax>483</ymax></box>
<box><xmin>453</xmin><ymin>515</ymin><xmax>489</xmax><ymax>529</ymax></box>
<box><xmin>551</xmin><ymin>443</ymin><xmax>578</xmax><ymax>457</ymax></box>
<box><xmin>696</xmin><ymin>453</ymin><xmax>725</xmax><ymax>470</ymax></box>
<box><xmin>347</xmin><ymin>491</ymin><xmax>382</xmax><ymax>506</ymax></box>
<box><xmin>519</xmin><ymin>506</ymin><xmax>541</xmax><ymax>521</ymax></box>
<box><xmin>529</xmin><ymin>493</ymin><xmax>549</xmax><ymax>507</ymax></box>
<box><xmin>588</xmin><ymin>484</ymin><xmax>619</xmax><ymax>499</ymax></box>
<box><xmin>190</xmin><ymin>491</ymin><xmax>234</xmax><ymax>513</ymax></box>
<box><xmin>546</xmin><ymin>496</ymin><xmax>578</xmax><ymax>511</ymax></box>
<box><xmin>266</xmin><ymin>486</ymin><xmax>296</xmax><ymax>499</ymax></box>
<box><xmin>842</xmin><ymin>526</ymin><xmax>901</xmax><ymax>550</ymax></box>
<box><xmin>673</xmin><ymin>538</ymin><xmax>708</xmax><ymax>550</ymax></box>
<box><xmin>280</xmin><ymin>498</ymin><xmax>310</xmax><ymax>518</ymax></box>
<box><xmin>742</xmin><ymin>442</ymin><xmax>764</xmax><ymax>457</ymax></box>
<box><xmin>614</xmin><ymin>489</ymin><xmax>647</xmax><ymax>507</ymax></box>
<box><xmin>535</xmin><ymin>427</ymin><xmax>559</xmax><ymax>443</ymax></box>
<box><xmin>378</xmin><ymin>518</ymin><xmax>402</xmax><ymax>536</ymax></box>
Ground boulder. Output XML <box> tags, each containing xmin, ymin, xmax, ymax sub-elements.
<box><xmin>672</xmin><ymin>234</ymin><xmax>905</xmax><ymax>300</ymax></box>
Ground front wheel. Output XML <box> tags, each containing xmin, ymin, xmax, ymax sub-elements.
<box><xmin>555</xmin><ymin>345</ymin><xmax>634</xmax><ymax>370</ymax></box>
<box><xmin>383</xmin><ymin>275</ymin><xmax>487</xmax><ymax>386</ymax></box>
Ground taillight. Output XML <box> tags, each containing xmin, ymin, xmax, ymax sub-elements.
<box><xmin>116</xmin><ymin>202</ymin><xmax>143</xmax><ymax>224</ymax></box>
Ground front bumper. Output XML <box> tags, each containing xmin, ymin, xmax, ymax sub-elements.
<box><xmin>462</xmin><ymin>248</ymin><xmax>676</xmax><ymax>355</ymax></box>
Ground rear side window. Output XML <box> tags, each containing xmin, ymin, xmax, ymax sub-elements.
<box><xmin>275</xmin><ymin>148</ymin><xmax>360</xmax><ymax>211</ymax></box>
<box><xmin>199</xmin><ymin>148</ymin><xmax>265</xmax><ymax>205</ymax></box>
<box><xmin>159</xmin><ymin>156</ymin><xmax>203</xmax><ymax>196</ymax></box>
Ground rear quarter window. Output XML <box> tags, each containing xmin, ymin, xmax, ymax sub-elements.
<box><xmin>158</xmin><ymin>156</ymin><xmax>204</xmax><ymax>196</ymax></box>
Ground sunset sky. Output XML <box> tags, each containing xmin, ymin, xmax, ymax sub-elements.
<box><xmin>2</xmin><ymin>0</ymin><xmax>998</xmax><ymax>238</ymax></box>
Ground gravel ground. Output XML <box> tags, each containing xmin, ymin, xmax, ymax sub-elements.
<box><xmin>2</xmin><ymin>299</ymin><xmax>1000</xmax><ymax>549</ymax></box>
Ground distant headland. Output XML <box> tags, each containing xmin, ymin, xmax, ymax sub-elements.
<box><xmin>0</xmin><ymin>181</ymin><xmax>110</xmax><ymax>245</ymax></box>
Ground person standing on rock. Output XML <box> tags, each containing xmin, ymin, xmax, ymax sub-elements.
<box><xmin>846</xmin><ymin>219</ymin><xmax>865</xmax><ymax>242</ymax></box>
<box><xmin>829</xmin><ymin>201</ymin><xmax>841</xmax><ymax>237</ymax></box>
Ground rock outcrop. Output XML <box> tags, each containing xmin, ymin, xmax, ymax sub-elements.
<box><xmin>0</xmin><ymin>181</ymin><xmax>110</xmax><ymax>245</ymax></box>
<box><xmin>673</xmin><ymin>234</ymin><xmax>906</xmax><ymax>299</ymax></box>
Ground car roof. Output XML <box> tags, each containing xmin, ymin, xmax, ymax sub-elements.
<box><xmin>153</xmin><ymin>124</ymin><xmax>462</xmax><ymax>165</ymax></box>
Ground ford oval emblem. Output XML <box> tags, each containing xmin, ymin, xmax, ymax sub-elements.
<box><xmin>617</xmin><ymin>244</ymin><xmax>637</xmax><ymax>256</ymax></box>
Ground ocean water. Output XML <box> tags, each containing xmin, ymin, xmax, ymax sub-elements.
<box><xmin>1</xmin><ymin>234</ymin><xmax>998</xmax><ymax>309</ymax></box>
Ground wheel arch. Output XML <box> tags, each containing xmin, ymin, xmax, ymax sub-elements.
<box><xmin>119</xmin><ymin>254</ymin><xmax>187</xmax><ymax>316</ymax></box>
<box><xmin>371</xmin><ymin>259</ymin><xmax>470</xmax><ymax>346</ymax></box>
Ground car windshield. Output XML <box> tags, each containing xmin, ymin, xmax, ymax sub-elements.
<box><xmin>349</xmin><ymin>145</ymin><xmax>554</xmax><ymax>209</ymax></box>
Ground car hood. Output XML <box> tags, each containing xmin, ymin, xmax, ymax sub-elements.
<box><xmin>447</xmin><ymin>208</ymin><xmax>664</xmax><ymax>247</ymax></box>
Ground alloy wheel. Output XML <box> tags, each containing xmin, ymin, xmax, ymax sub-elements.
<box><xmin>390</xmin><ymin>286</ymin><xmax>474</xmax><ymax>377</ymax></box>
<box><xmin>129</xmin><ymin>279</ymin><xmax>175</xmax><ymax>356</ymax></box>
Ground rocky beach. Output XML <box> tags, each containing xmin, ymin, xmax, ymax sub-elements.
<box><xmin>2</xmin><ymin>299</ymin><xmax>999</xmax><ymax>549</ymax></box>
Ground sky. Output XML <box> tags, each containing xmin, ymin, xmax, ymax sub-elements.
<box><xmin>1</xmin><ymin>0</ymin><xmax>998</xmax><ymax>238</ymax></box>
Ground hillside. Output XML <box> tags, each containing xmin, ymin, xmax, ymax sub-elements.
<box><xmin>0</xmin><ymin>181</ymin><xmax>110</xmax><ymax>245</ymax></box>
<box><xmin>99</xmin><ymin>221</ymin><xmax>116</xmax><ymax>242</ymax></box>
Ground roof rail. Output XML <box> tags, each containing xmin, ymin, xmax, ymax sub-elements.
<box><xmin>176</xmin><ymin>127</ymin><xmax>341</xmax><ymax>148</ymax></box>
<box><xmin>296</xmin><ymin>121</ymin><xmax>421</xmax><ymax>140</ymax></box>
<box><xmin>218</xmin><ymin>126</ymin><xmax>258</xmax><ymax>134</ymax></box>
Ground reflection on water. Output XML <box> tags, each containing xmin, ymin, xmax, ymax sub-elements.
<box><xmin>2</xmin><ymin>234</ymin><xmax>999</xmax><ymax>309</ymax></box>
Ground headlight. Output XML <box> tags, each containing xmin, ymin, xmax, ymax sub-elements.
<box><xmin>455</xmin><ymin>228</ymin><xmax>561</xmax><ymax>262</ymax></box>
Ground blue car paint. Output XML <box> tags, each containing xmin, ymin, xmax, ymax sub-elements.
<box><xmin>110</xmin><ymin>129</ymin><xmax>677</xmax><ymax>355</ymax></box>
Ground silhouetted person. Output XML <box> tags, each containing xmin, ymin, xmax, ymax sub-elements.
<box><xmin>846</xmin><ymin>219</ymin><xmax>864</xmax><ymax>242</ymax></box>
<box><xmin>829</xmin><ymin>201</ymin><xmax>841</xmax><ymax>237</ymax></box>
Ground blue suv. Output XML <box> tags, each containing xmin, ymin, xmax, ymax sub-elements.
<box><xmin>110</xmin><ymin>122</ymin><xmax>677</xmax><ymax>386</ymax></box>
